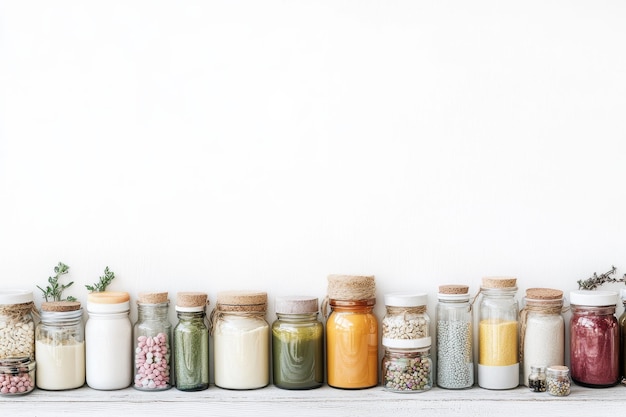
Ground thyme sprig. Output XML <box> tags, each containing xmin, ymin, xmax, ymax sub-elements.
<box><xmin>85</xmin><ymin>266</ymin><xmax>115</xmax><ymax>292</ymax></box>
<box><xmin>577</xmin><ymin>266</ymin><xmax>625</xmax><ymax>290</ymax></box>
<box><xmin>36</xmin><ymin>262</ymin><xmax>76</xmax><ymax>302</ymax></box>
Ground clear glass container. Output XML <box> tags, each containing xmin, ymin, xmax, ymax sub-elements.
<box><xmin>619</xmin><ymin>289</ymin><xmax>626</xmax><ymax>382</ymax></box>
<box><xmin>436</xmin><ymin>285</ymin><xmax>473</xmax><ymax>389</ymax></box>
<box><xmin>547</xmin><ymin>365</ymin><xmax>570</xmax><ymax>396</ymax></box>
<box><xmin>570</xmin><ymin>290</ymin><xmax>619</xmax><ymax>387</ymax></box>
<box><xmin>173</xmin><ymin>292</ymin><xmax>209</xmax><ymax>392</ymax></box>
<box><xmin>528</xmin><ymin>365</ymin><xmax>546</xmax><ymax>392</ymax></box>
<box><xmin>0</xmin><ymin>290</ymin><xmax>35</xmax><ymax>361</ymax></box>
<box><xmin>382</xmin><ymin>342</ymin><xmax>433</xmax><ymax>393</ymax></box>
<box><xmin>86</xmin><ymin>291</ymin><xmax>132</xmax><ymax>390</ymax></box>
<box><xmin>0</xmin><ymin>358</ymin><xmax>35</xmax><ymax>395</ymax></box>
<box><xmin>520</xmin><ymin>288</ymin><xmax>564</xmax><ymax>387</ymax></box>
<box><xmin>326</xmin><ymin>299</ymin><xmax>378</xmax><ymax>389</ymax></box>
<box><xmin>133</xmin><ymin>292</ymin><xmax>172</xmax><ymax>391</ymax></box>
<box><xmin>35</xmin><ymin>301</ymin><xmax>85</xmax><ymax>390</ymax></box>
<box><xmin>382</xmin><ymin>293</ymin><xmax>429</xmax><ymax>346</ymax></box>
<box><xmin>212</xmin><ymin>291</ymin><xmax>269</xmax><ymax>390</ymax></box>
<box><xmin>272</xmin><ymin>296</ymin><xmax>324</xmax><ymax>390</ymax></box>
<box><xmin>477</xmin><ymin>277</ymin><xmax>519</xmax><ymax>390</ymax></box>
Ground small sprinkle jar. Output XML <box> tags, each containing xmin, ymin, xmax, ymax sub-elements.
<box><xmin>528</xmin><ymin>365</ymin><xmax>547</xmax><ymax>392</ymax></box>
<box><xmin>0</xmin><ymin>358</ymin><xmax>35</xmax><ymax>395</ymax></box>
<box><xmin>382</xmin><ymin>338</ymin><xmax>433</xmax><ymax>393</ymax></box>
<box><xmin>547</xmin><ymin>365</ymin><xmax>570</xmax><ymax>396</ymax></box>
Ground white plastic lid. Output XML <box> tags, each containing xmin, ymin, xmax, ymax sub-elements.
<box><xmin>382</xmin><ymin>336</ymin><xmax>431</xmax><ymax>349</ymax></box>
<box><xmin>384</xmin><ymin>292</ymin><xmax>427</xmax><ymax>307</ymax></box>
<box><xmin>570</xmin><ymin>290</ymin><xmax>618</xmax><ymax>306</ymax></box>
<box><xmin>87</xmin><ymin>292</ymin><xmax>131</xmax><ymax>314</ymax></box>
<box><xmin>620</xmin><ymin>288</ymin><xmax>626</xmax><ymax>301</ymax></box>
<box><xmin>0</xmin><ymin>289</ymin><xmax>34</xmax><ymax>305</ymax></box>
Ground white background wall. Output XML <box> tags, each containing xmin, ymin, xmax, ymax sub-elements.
<box><xmin>1</xmin><ymin>0</ymin><xmax>626</xmax><ymax>373</ymax></box>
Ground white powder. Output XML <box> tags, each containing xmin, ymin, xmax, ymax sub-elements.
<box><xmin>35</xmin><ymin>340</ymin><xmax>85</xmax><ymax>390</ymax></box>
<box><xmin>522</xmin><ymin>314</ymin><xmax>564</xmax><ymax>386</ymax></box>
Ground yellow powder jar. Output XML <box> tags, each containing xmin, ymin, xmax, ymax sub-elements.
<box><xmin>477</xmin><ymin>277</ymin><xmax>519</xmax><ymax>389</ymax></box>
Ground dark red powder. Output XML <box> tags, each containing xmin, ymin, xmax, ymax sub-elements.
<box><xmin>570</xmin><ymin>309</ymin><xmax>619</xmax><ymax>387</ymax></box>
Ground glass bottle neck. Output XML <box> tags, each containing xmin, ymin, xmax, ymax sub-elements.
<box><xmin>137</xmin><ymin>302</ymin><xmax>169</xmax><ymax>321</ymax></box>
<box><xmin>276</xmin><ymin>312</ymin><xmax>318</xmax><ymax>322</ymax></box>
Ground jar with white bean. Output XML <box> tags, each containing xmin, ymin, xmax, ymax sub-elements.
<box><xmin>0</xmin><ymin>290</ymin><xmax>36</xmax><ymax>362</ymax></box>
<box><xmin>382</xmin><ymin>293</ymin><xmax>429</xmax><ymax>348</ymax></box>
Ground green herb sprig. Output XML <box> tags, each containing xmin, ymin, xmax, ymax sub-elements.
<box><xmin>577</xmin><ymin>266</ymin><xmax>625</xmax><ymax>290</ymax></box>
<box><xmin>36</xmin><ymin>262</ymin><xmax>76</xmax><ymax>302</ymax></box>
<box><xmin>85</xmin><ymin>266</ymin><xmax>116</xmax><ymax>293</ymax></box>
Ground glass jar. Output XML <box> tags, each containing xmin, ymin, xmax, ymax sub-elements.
<box><xmin>619</xmin><ymin>289</ymin><xmax>626</xmax><ymax>381</ymax></box>
<box><xmin>382</xmin><ymin>340</ymin><xmax>433</xmax><ymax>393</ymax></box>
<box><xmin>35</xmin><ymin>301</ymin><xmax>85</xmax><ymax>390</ymax></box>
<box><xmin>547</xmin><ymin>365</ymin><xmax>570</xmax><ymax>396</ymax></box>
<box><xmin>325</xmin><ymin>274</ymin><xmax>377</xmax><ymax>389</ymax></box>
<box><xmin>477</xmin><ymin>277</ymin><xmax>519</xmax><ymax>390</ymax></box>
<box><xmin>436</xmin><ymin>285</ymin><xmax>473</xmax><ymax>389</ymax></box>
<box><xmin>212</xmin><ymin>291</ymin><xmax>269</xmax><ymax>390</ymax></box>
<box><xmin>133</xmin><ymin>292</ymin><xmax>172</xmax><ymax>391</ymax></box>
<box><xmin>0</xmin><ymin>358</ymin><xmax>35</xmax><ymax>395</ymax></box>
<box><xmin>528</xmin><ymin>365</ymin><xmax>546</xmax><ymax>392</ymax></box>
<box><xmin>570</xmin><ymin>290</ymin><xmax>619</xmax><ymax>387</ymax></box>
<box><xmin>0</xmin><ymin>290</ymin><xmax>35</xmax><ymax>361</ymax></box>
<box><xmin>272</xmin><ymin>296</ymin><xmax>324</xmax><ymax>390</ymax></box>
<box><xmin>520</xmin><ymin>288</ymin><xmax>564</xmax><ymax>387</ymax></box>
<box><xmin>173</xmin><ymin>292</ymin><xmax>209</xmax><ymax>392</ymax></box>
<box><xmin>382</xmin><ymin>292</ymin><xmax>429</xmax><ymax>346</ymax></box>
<box><xmin>85</xmin><ymin>291</ymin><xmax>132</xmax><ymax>390</ymax></box>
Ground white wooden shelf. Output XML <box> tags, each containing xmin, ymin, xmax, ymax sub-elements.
<box><xmin>2</xmin><ymin>384</ymin><xmax>624</xmax><ymax>417</ymax></box>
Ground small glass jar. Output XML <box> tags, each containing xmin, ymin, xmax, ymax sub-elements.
<box><xmin>35</xmin><ymin>301</ymin><xmax>85</xmax><ymax>390</ymax></box>
<box><xmin>382</xmin><ymin>293</ymin><xmax>429</xmax><ymax>346</ymax></box>
<box><xmin>173</xmin><ymin>292</ymin><xmax>209</xmax><ymax>392</ymax></box>
<box><xmin>382</xmin><ymin>339</ymin><xmax>433</xmax><ymax>393</ymax></box>
<box><xmin>520</xmin><ymin>288</ymin><xmax>564</xmax><ymax>388</ymax></box>
<box><xmin>547</xmin><ymin>365</ymin><xmax>570</xmax><ymax>396</ymax></box>
<box><xmin>618</xmin><ymin>289</ymin><xmax>626</xmax><ymax>381</ymax></box>
<box><xmin>0</xmin><ymin>290</ymin><xmax>36</xmax><ymax>361</ymax></box>
<box><xmin>0</xmin><ymin>358</ymin><xmax>35</xmax><ymax>395</ymax></box>
<box><xmin>86</xmin><ymin>292</ymin><xmax>132</xmax><ymax>390</ymax></box>
<box><xmin>212</xmin><ymin>291</ymin><xmax>269</xmax><ymax>390</ymax></box>
<box><xmin>477</xmin><ymin>277</ymin><xmax>519</xmax><ymax>390</ymax></box>
<box><xmin>570</xmin><ymin>290</ymin><xmax>619</xmax><ymax>387</ymax></box>
<box><xmin>436</xmin><ymin>285</ymin><xmax>473</xmax><ymax>389</ymax></box>
<box><xmin>272</xmin><ymin>296</ymin><xmax>324</xmax><ymax>390</ymax></box>
<box><xmin>325</xmin><ymin>275</ymin><xmax>378</xmax><ymax>389</ymax></box>
<box><xmin>528</xmin><ymin>365</ymin><xmax>547</xmax><ymax>392</ymax></box>
<box><xmin>133</xmin><ymin>292</ymin><xmax>173</xmax><ymax>391</ymax></box>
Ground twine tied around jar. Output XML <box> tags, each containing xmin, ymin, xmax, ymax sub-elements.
<box><xmin>519</xmin><ymin>288</ymin><xmax>564</xmax><ymax>363</ymax></box>
<box><xmin>321</xmin><ymin>274</ymin><xmax>376</xmax><ymax>319</ymax></box>
<box><xmin>208</xmin><ymin>291</ymin><xmax>267</xmax><ymax>336</ymax></box>
<box><xmin>0</xmin><ymin>301</ymin><xmax>38</xmax><ymax>321</ymax></box>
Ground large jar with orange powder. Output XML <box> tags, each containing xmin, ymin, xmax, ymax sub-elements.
<box><xmin>325</xmin><ymin>275</ymin><xmax>378</xmax><ymax>389</ymax></box>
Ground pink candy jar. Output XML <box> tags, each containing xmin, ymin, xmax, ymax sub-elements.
<box><xmin>133</xmin><ymin>292</ymin><xmax>172</xmax><ymax>391</ymax></box>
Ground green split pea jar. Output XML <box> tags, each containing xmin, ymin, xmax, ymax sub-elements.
<box><xmin>173</xmin><ymin>292</ymin><xmax>209</xmax><ymax>391</ymax></box>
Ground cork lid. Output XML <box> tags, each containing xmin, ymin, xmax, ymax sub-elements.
<box><xmin>87</xmin><ymin>291</ymin><xmax>130</xmax><ymax>304</ymax></box>
<box><xmin>275</xmin><ymin>296</ymin><xmax>319</xmax><ymax>314</ymax></box>
<box><xmin>327</xmin><ymin>274</ymin><xmax>376</xmax><ymax>301</ymax></box>
<box><xmin>481</xmin><ymin>277</ymin><xmax>517</xmax><ymax>289</ymax></box>
<box><xmin>525</xmin><ymin>288</ymin><xmax>563</xmax><ymax>300</ymax></box>
<box><xmin>438</xmin><ymin>285</ymin><xmax>469</xmax><ymax>295</ymax></box>
<box><xmin>41</xmin><ymin>301</ymin><xmax>81</xmax><ymax>312</ymax></box>
<box><xmin>137</xmin><ymin>292</ymin><xmax>168</xmax><ymax>304</ymax></box>
<box><xmin>176</xmin><ymin>292</ymin><xmax>208</xmax><ymax>312</ymax></box>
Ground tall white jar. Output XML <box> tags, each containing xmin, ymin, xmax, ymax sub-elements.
<box><xmin>86</xmin><ymin>292</ymin><xmax>132</xmax><ymax>390</ymax></box>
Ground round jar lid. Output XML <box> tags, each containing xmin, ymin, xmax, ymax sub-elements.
<box><xmin>525</xmin><ymin>288</ymin><xmax>563</xmax><ymax>300</ymax></box>
<box><xmin>620</xmin><ymin>288</ymin><xmax>626</xmax><ymax>301</ymax></box>
<box><xmin>570</xmin><ymin>290</ymin><xmax>617</xmax><ymax>306</ymax></box>
<box><xmin>87</xmin><ymin>292</ymin><xmax>130</xmax><ymax>313</ymax></box>
<box><xmin>217</xmin><ymin>291</ymin><xmax>267</xmax><ymax>306</ymax></box>
<box><xmin>482</xmin><ymin>277</ymin><xmax>517</xmax><ymax>289</ymax></box>
<box><xmin>137</xmin><ymin>292</ymin><xmax>168</xmax><ymax>304</ymax></box>
<box><xmin>0</xmin><ymin>289</ymin><xmax>34</xmax><ymax>305</ymax></box>
<box><xmin>275</xmin><ymin>296</ymin><xmax>319</xmax><ymax>314</ymax></box>
<box><xmin>384</xmin><ymin>292</ymin><xmax>427</xmax><ymax>307</ymax></box>
<box><xmin>327</xmin><ymin>274</ymin><xmax>376</xmax><ymax>301</ymax></box>
<box><xmin>176</xmin><ymin>292</ymin><xmax>208</xmax><ymax>312</ymax></box>
<box><xmin>438</xmin><ymin>285</ymin><xmax>470</xmax><ymax>301</ymax></box>
<box><xmin>382</xmin><ymin>336</ymin><xmax>432</xmax><ymax>349</ymax></box>
<box><xmin>41</xmin><ymin>301</ymin><xmax>81</xmax><ymax>312</ymax></box>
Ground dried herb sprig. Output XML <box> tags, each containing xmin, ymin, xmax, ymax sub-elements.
<box><xmin>577</xmin><ymin>266</ymin><xmax>624</xmax><ymax>290</ymax></box>
<box><xmin>85</xmin><ymin>266</ymin><xmax>115</xmax><ymax>293</ymax></box>
<box><xmin>36</xmin><ymin>262</ymin><xmax>76</xmax><ymax>302</ymax></box>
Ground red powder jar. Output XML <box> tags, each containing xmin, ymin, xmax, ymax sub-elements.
<box><xmin>569</xmin><ymin>290</ymin><xmax>619</xmax><ymax>387</ymax></box>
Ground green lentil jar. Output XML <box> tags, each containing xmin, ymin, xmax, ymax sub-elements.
<box><xmin>173</xmin><ymin>292</ymin><xmax>209</xmax><ymax>391</ymax></box>
<box><xmin>382</xmin><ymin>338</ymin><xmax>433</xmax><ymax>393</ymax></box>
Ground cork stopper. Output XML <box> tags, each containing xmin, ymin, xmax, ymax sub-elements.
<box><xmin>481</xmin><ymin>277</ymin><xmax>517</xmax><ymax>289</ymax></box>
<box><xmin>525</xmin><ymin>288</ymin><xmax>563</xmax><ymax>300</ymax></box>
<box><xmin>217</xmin><ymin>291</ymin><xmax>267</xmax><ymax>312</ymax></box>
<box><xmin>327</xmin><ymin>274</ymin><xmax>376</xmax><ymax>301</ymax></box>
<box><xmin>275</xmin><ymin>296</ymin><xmax>319</xmax><ymax>314</ymax></box>
<box><xmin>138</xmin><ymin>292</ymin><xmax>168</xmax><ymax>304</ymax></box>
<box><xmin>176</xmin><ymin>292</ymin><xmax>208</xmax><ymax>308</ymax></box>
<box><xmin>438</xmin><ymin>285</ymin><xmax>469</xmax><ymax>295</ymax></box>
<box><xmin>87</xmin><ymin>291</ymin><xmax>130</xmax><ymax>304</ymax></box>
<box><xmin>41</xmin><ymin>301</ymin><xmax>81</xmax><ymax>312</ymax></box>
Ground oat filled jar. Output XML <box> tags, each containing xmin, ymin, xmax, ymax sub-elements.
<box><xmin>325</xmin><ymin>274</ymin><xmax>378</xmax><ymax>389</ymax></box>
<box><xmin>211</xmin><ymin>291</ymin><xmax>269</xmax><ymax>390</ymax></box>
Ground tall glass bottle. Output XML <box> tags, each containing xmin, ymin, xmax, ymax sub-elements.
<box><xmin>173</xmin><ymin>292</ymin><xmax>209</xmax><ymax>391</ymax></box>
<box><xmin>477</xmin><ymin>277</ymin><xmax>519</xmax><ymax>390</ymax></box>
<box><xmin>272</xmin><ymin>296</ymin><xmax>324</xmax><ymax>389</ymax></box>
<box><xmin>133</xmin><ymin>292</ymin><xmax>172</xmax><ymax>391</ymax></box>
<box><xmin>620</xmin><ymin>289</ymin><xmax>626</xmax><ymax>382</ymax></box>
<box><xmin>436</xmin><ymin>285</ymin><xmax>473</xmax><ymax>389</ymax></box>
